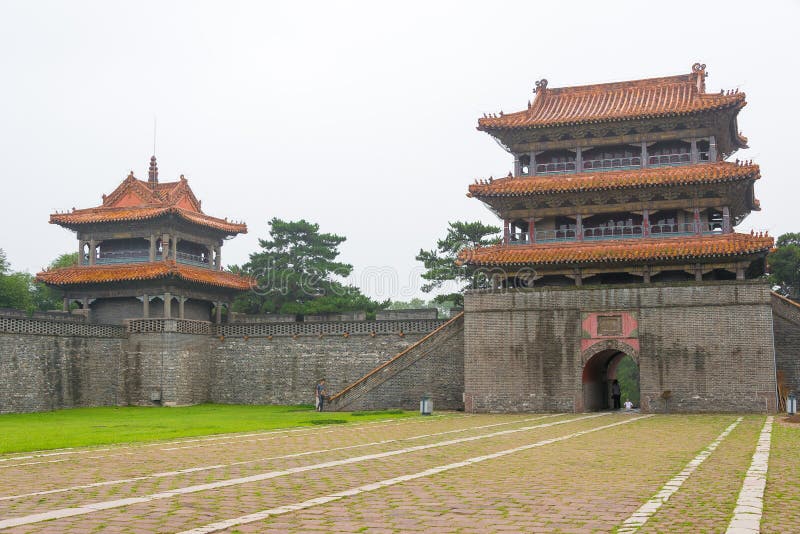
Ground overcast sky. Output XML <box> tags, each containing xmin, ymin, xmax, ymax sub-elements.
<box><xmin>1</xmin><ymin>1</ymin><xmax>798</xmax><ymax>301</ymax></box>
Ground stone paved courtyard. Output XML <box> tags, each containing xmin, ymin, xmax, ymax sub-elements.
<box><xmin>0</xmin><ymin>413</ymin><xmax>797</xmax><ymax>533</ymax></box>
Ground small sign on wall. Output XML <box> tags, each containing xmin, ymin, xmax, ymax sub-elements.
<box><xmin>596</xmin><ymin>315</ymin><xmax>623</xmax><ymax>337</ymax></box>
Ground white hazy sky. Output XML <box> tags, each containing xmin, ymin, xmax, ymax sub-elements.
<box><xmin>1</xmin><ymin>0</ymin><xmax>798</xmax><ymax>301</ymax></box>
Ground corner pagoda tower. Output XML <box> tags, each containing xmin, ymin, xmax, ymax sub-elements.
<box><xmin>37</xmin><ymin>157</ymin><xmax>251</xmax><ymax>324</ymax></box>
<box><xmin>459</xmin><ymin>64</ymin><xmax>778</xmax><ymax>413</ymax></box>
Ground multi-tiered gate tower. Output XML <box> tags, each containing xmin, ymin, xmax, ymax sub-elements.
<box><xmin>459</xmin><ymin>64</ymin><xmax>777</xmax><ymax>412</ymax></box>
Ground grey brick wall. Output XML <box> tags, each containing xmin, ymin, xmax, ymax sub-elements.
<box><xmin>328</xmin><ymin>315</ymin><xmax>465</xmax><ymax>412</ymax></box>
<box><xmin>772</xmin><ymin>293</ymin><xmax>800</xmax><ymax>396</ymax></box>
<box><xmin>210</xmin><ymin>333</ymin><xmax>428</xmax><ymax>406</ymax></box>
<box><xmin>123</xmin><ymin>332</ymin><xmax>212</xmax><ymax>406</ymax></box>
<box><xmin>1</xmin><ymin>285</ymin><xmax>789</xmax><ymax>415</ymax></box>
<box><xmin>464</xmin><ymin>281</ymin><xmax>777</xmax><ymax>414</ymax></box>
<box><xmin>91</xmin><ymin>297</ymin><xmax>143</xmax><ymax>325</ymax></box>
<box><xmin>0</xmin><ymin>334</ymin><xmax>125</xmax><ymax>413</ymax></box>
<box><xmin>184</xmin><ymin>300</ymin><xmax>212</xmax><ymax>321</ymax></box>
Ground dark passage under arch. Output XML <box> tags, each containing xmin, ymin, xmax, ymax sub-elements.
<box><xmin>582</xmin><ymin>349</ymin><xmax>640</xmax><ymax>411</ymax></box>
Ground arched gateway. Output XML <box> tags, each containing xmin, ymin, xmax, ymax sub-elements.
<box><xmin>579</xmin><ymin>340</ymin><xmax>639</xmax><ymax>412</ymax></box>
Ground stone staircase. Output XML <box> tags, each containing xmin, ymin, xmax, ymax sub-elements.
<box><xmin>772</xmin><ymin>292</ymin><xmax>800</xmax><ymax>409</ymax></box>
<box><xmin>327</xmin><ymin>312</ymin><xmax>464</xmax><ymax>412</ymax></box>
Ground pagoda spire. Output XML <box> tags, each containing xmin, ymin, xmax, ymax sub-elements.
<box><xmin>148</xmin><ymin>155</ymin><xmax>158</xmax><ymax>185</ymax></box>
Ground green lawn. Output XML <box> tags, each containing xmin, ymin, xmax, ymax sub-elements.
<box><xmin>0</xmin><ymin>404</ymin><xmax>414</xmax><ymax>454</ymax></box>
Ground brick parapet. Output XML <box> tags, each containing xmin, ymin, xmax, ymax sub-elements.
<box><xmin>0</xmin><ymin>316</ymin><xmax>126</xmax><ymax>338</ymax></box>
<box><xmin>217</xmin><ymin>319</ymin><xmax>448</xmax><ymax>338</ymax></box>
<box><xmin>771</xmin><ymin>292</ymin><xmax>800</xmax><ymax>323</ymax></box>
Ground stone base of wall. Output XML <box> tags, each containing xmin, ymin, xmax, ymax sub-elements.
<box><xmin>464</xmin><ymin>281</ymin><xmax>778</xmax><ymax>414</ymax></box>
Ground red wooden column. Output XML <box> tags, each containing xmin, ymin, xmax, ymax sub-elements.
<box><xmin>528</xmin><ymin>217</ymin><xmax>536</xmax><ymax>244</ymax></box>
<box><xmin>693</xmin><ymin>208</ymin><xmax>702</xmax><ymax>235</ymax></box>
<box><xmin>576</xmin><ymin>214</ymin><xmax>583</xmax><ymax>241</ymax></box>
<box><xmin>722</xmin><ymin>206</ymin><xmax>732</xmax><ymax>233</ymax></box>
<box><xmin>503</xmin><ymin>220</ymin><xmax>510</xmax><ymax>245</ymax></box>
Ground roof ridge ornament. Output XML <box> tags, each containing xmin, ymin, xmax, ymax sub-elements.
<box><xmin>691</xmin><ymin>62</ymin><xmax>707</xmax><ymax>93</ymax></box>
<box><xmin>533</xmin><ymin>79</ymin><xmax>548</xmax><ymax>94</ymax></box>
<box><xmin>148</xmin><ymin>155</ymin><xmax>158</xmax><ymax>185</ymax></box>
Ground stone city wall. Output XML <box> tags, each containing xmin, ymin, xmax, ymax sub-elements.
<box><xmin>0</xmin><ymin>316</ymin><xmax>446</xmax><ymax>413</ymax></box>
<box><xmin>0</xmin><ymin>317</ymin><xmax>126</xmax><ymax>413</ymax></box>
<box><xmin>210</xmin><ymin>332</ymin><xmax>430</xmax><ymax>406</ymax></box>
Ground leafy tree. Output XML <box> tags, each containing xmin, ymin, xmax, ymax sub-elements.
<box><xmin>387</xmin><ymin>298</ymin><xmax>429</xmax><ymax>310</ymax></box>
<box><xmin>0</xmin><ymin>249</ymin><xmax>32</xmax><ymax>310</ymax></box>
<box><xmin>769</xmin><ymin>232</ymin><xmax>800</xmax><ymax>300</ymax></box>
<box><xmin>0</xmin><ymin>251</ymin><xmax>79</xmax><ymax>312</ymax></box>
<box><xmin>232</xmin><ymin>218</ymin><xmax>388</xmax><ymax>315</ymax></box>
<box><xmin>0</xmin><ymin>272</ymin><xmax>33</xmax><ymax>310</ymax></box>
<box><xmin>31</xmin><ymin>252</ymin><xmax>79</xmax><ymax>311</ymax></box>
<box><xmin>48</xmin><ymin>252</ymin><xmax>79</xmax><ymax>270</ymax></box>
<box><xmin>416</xmin><ymin>221</ymin><xmax>501</xmax><ymax>307</ymax></box>
<box><xmin>616</xmin><ymin>355</ymin><xmax>640</xmax><ymax>406</ymax></box>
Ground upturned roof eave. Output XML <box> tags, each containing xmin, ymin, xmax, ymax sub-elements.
<box><xmin>476</xmin><ymin>99</ymin><xmax>746</xmax><ymax>132</ymax></box>
<box><xmin>467</xmin><ymin>162</ymin><xmax>760</xmax><ymax>198</ymax></box>
<box><xmin>49</xmin><ymin>208</ymin><xmax>247</xmax><ymax>235</ymax></box>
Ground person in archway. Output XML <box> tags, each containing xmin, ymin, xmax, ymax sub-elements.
<box><xmin>315</xmin><ymin>379</ymin><xmax>327</xmax><ymax>412</ymax></box>
<box><xmin>611</xmin><ymin>379</ymin><xmax>621</xmax><ymax>410</ymax></box>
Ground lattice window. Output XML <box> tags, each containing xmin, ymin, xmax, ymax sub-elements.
<box><xmin>0</xmin><ymin>316</ymin><xmax>126</xmax><ymax>338</ymax></box>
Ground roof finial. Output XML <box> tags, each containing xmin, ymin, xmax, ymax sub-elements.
<box><xmin>148</xmin><ymin>155</ymin><xmax>158</xmax><ymax>185</ymax></box>
<box><xmin>691</xmin><ymin>62</ymin><xmax>707</xmax><ymax>93</ymax></box>
<box><xmin>533</xmin><ymin>79</ymin><xmax>548</xmax><ymax>94</ymax></box>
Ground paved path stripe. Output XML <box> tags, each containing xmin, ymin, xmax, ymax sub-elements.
<box><xmin>725</xmin><ymin>416</ymin><xmax>773</xmax><ymax>534</ymax></box>
<box><xmin>0</xmin><ymin>448</ymin><xmax>111</xmax><ymax>464</ymax></box>
<box><xmin>178</xmin><ymin>415</ymin><xmax>654</xmax><ymax>534</ymax></box>
<box><xmin>0</xmin><ymin>414</ymin><xmax>605</xmax><ymax>529</ymax></box>
<box><xmin>0</xmin><ymin>414</ymin><xmax>450</xmax><ymax>468</ymax></box>
<box><xmin>0</xmin><ymin>414</ymin><xmax>559</xmax><ymax>502</ymax></box>
<box><xmin>617</xmin><ymin>416</ymin><xmax>743</xmax><ymax>533</ymax></box>
<box><xmin>0</xmin><ymin>458</ymin><xmax>70</xmax><ymax>470</ymax></box>
<box><xmin>158</xmin><ymin>415</ymin><xmax>454</xmax><ymax>451</ymax></box>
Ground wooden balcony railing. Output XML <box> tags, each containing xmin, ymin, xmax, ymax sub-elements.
<box><xmin>509</xmin><ymin>223</ymin><xmax>722</xmax><ymax>245</ymax></box>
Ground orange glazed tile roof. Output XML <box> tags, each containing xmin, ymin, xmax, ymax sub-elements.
<box><xmin>468</xmin><ymin>161</ymin><xmax>759</xmax><ymax>197</ymax></box>
<box><xmin>51</xmin><ymin>206</ymin><xmax>247</xmax><ymax>234</ymax></box>
<box><xmin>36</xmin><ymin>262</ymin><xmax>253</xmax><ymax>291</ymax></box>
<box><xmin>477</xmin><ymin>65</ymin><xmax>745</xmax><ymax>131</ymax></box>
<box><xmin>49</xmin><ymin>172</ymin><xmax>247</xmax><ymax>235</ymax></box>
<box><xmin>458</xmin><ymin>233</ymin><xmax>773</xmax><ymax>267</ymax></box>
